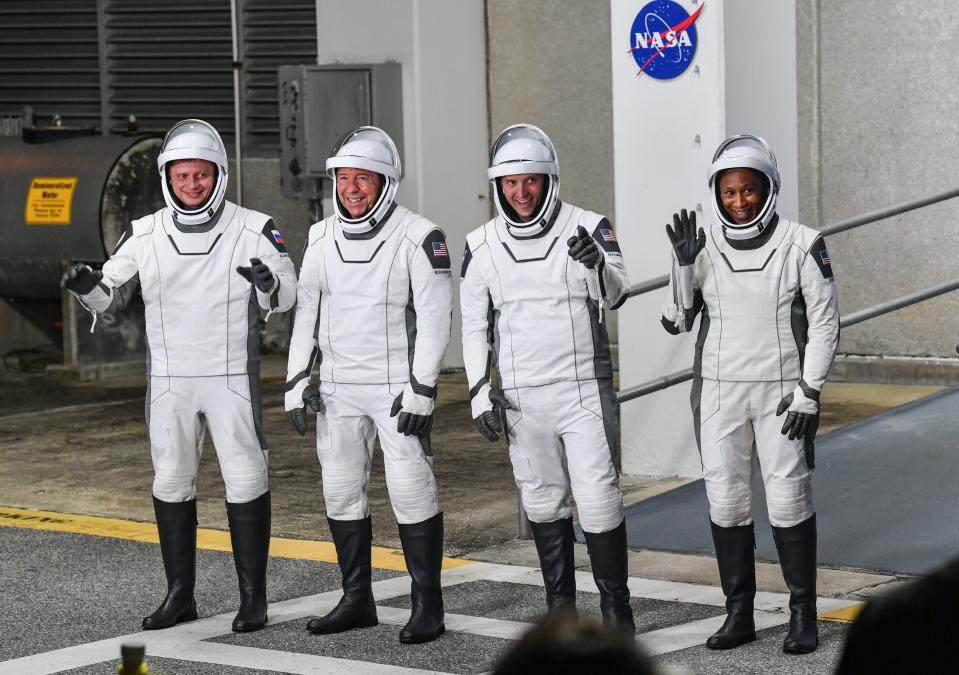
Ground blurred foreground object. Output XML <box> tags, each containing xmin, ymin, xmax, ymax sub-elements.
<box><xmin>492</xmin><ymin>612</ymin><xmax>657</xmax><ymax>675</ymax></box>
<box><xmin>117</xmin><ymin>642</ymin><xmax>150</xmax><ymax>674</ymax></box>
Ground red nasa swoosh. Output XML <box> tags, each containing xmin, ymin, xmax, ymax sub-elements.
<box><xmin>629</xmin><ymin>2</ymin><xmax>705</xmax><ymax>76</ymax></box>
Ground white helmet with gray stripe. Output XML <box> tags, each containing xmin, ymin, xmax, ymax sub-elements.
<box><xmin>157</xmin><ymin>119</ymin><xmax>229</xmax><ymax>226</ymax></box>
<box><xmin>326</xmin><ymin>126</ymin><xmax>402</xmax><ymax>234</ymax></box>
<box><xmin>708</xmin><ymin>134</ymin><xmax>780</xmax><ymax>239</ymax></box>
<box><xmin>487</xmin><ymin>124</ymin><xmax>561</xmax><ymax>237</ymax></box>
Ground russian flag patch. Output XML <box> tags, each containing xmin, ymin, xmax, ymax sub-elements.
<box><xmin>271</xmin><ymin>229</ymin><xmax>285</xmax><ymax>244</ymax></box>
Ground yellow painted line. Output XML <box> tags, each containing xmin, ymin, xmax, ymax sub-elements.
<box><xmin>818</xmin><ymin>602</ymin><xmax>865</xmax><ymax>623</ymax></box>
<box><xmin>0</xmin><ymin>506</ymin><xmax>473</xmax><ymax>572</ymax></box>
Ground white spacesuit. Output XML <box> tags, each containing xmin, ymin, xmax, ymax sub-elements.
<box><xmin>285</xmin><ymin>126</ymin><xmax>452</xmax><ymax>644</ymax></box>
<box><xmin>661</xmin><ymin>135</ymin><xmax>839</xmax><ymax>654</ymax></box>
<box><xmin>62</xmin><ymin>119</ymin><xmax>295</xmax><ymax>634</ymax></box>
<box><xmin>460</xmin><ymin>124</ymin><xmax>634</xmax><ymax>633</ymax></box>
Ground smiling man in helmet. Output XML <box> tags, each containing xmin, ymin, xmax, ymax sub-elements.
<box><xmin>61</xmin><ymin>119</ymin><xmax>296</xmax><ymax>633</ymax></box>
<box><xmin>285</xmin><ymin>126</ymin><xmax>453</xmax><ymax>644</ymax></box>
<box><xmin>460</xmin><ymin>124</ymin><xmax>634</xmax><ymax>634</ymax></box>
<box><xmin>661</xmin><ymin>135</ymin><xmax>839</xmax><ymax>654</ymax></box>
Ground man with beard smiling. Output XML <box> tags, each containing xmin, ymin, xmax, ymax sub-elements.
<box><xmin>460</xmin><ymin>124</ymin><xmax>634</xmax><ymax>634</ymax></box>
<box><xmin>661</xmin><ymin>135</ymin><xmax>840</xmax><ymax>654</ymax></box>
<box><xmin>285</xmin><ymin>126</ymin><xmax>452</xmax><ymax>644</ymax></box>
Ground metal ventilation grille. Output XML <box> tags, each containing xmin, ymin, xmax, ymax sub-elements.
<box><xmin>0</xmin><ymin>1</ymin><xmax>311</xmax><ymax>156</ymax></box>
<box><xmin>240</xmin><ymin>0</ymin><xmax>317</xmax><ymax>157</ymax></box>
<box><xmin>0</xmin><ymin>0</ymin><xmax>101</xmax><ymax>128</ymax></box>
<box><xmin>102</xmin><ymin>0</ymin><xmax>235</xmax><ymax>145</ymax></box>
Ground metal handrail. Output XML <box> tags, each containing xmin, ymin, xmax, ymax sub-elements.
<box><xmin>627</xmin><ymin>273</ymin><xmax>669</xmax><ymax>298</ymax></box>
<box><xmin>625</xmin><ymin>186</ymin><xmax>959</xmax><ymax>299</ymax></box>
<box><xmin>616</xmin><ymin>276</ymin><xmax>959</xmax><ymax>404</ymax></box>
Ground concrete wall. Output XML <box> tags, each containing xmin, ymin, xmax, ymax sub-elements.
<box><xmin>487</xmin><ymin>0</ymin><xmax>615</xmax><ymax>218</ymax></box>
<box><xmin>797</xmin><ymin>0</ymin><xmax>959</xmax><ymax>360</ymax></box>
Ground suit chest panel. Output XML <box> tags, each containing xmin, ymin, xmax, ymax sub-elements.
<box><xmin>321</xmin><ymin>229</ymin><xmax>409</xmax><ymax>306</ymax></box>
<box><xmin>701</xmin><ymin>234</ymin><xmax>801</xmax><ymax>319</ymax></box>
<box><xmin>486</xmin><ymin>232</ymin><xmax>580</xmax><ymax>309</ymax></box>
<box><xmin>141</xmin><ymin>219</ymin><xmax>249</xmax><ymax>311</ymax></box>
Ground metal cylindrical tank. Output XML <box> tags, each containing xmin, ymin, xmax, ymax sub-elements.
<box><xmin>0</xmin><ymin>135</ymin><xmax>163</xmax><ymax>299</ymax></box>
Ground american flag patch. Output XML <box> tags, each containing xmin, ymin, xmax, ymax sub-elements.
<box><xmin>600</xmin><ymin>228</ymin><xmax>617</xmax><ymax>242</ymax></box>
<box><xmin>432</xmin><ymin>241</ymin><xmax>448</xmax><ymax>257</ymax></box>
<box><xmin>271</xmin><ymin>229</ymin><xmax>285</xmax><ymax>244</ymax></box>
<box><xmin>819</xmin><ymin>249</ymin><xmax>830</xmax><ymax>266</ymax></box>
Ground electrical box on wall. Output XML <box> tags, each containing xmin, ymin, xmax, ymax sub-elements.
<box><xmin>278</xmin><ymin>63</ymin><xmax>403</xmax><ymax>200</ymax></box>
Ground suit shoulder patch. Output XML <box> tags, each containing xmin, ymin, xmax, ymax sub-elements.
<box><xmin>260</xmin><ymin>219</ymin><xmax>289</xmax><ymax>254</ymax></box>
<box><xmin>420</xmin><ymin>228</ymin><xmax>451</xmax><ymax>270</ymax></box>
<box><xmin>591</xmin><ymin>218</ymin><xmax>622</xmax><ymax>254</ymax></box>
<box><xmin>809</xmin><ymin>236</ymin><xmax>833</xmax><ymax>279</ymax></box>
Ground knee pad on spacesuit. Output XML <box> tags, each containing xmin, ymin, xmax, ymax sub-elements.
<box><xmin>321</xmin><ymin>464</ymin><xmax>369</xmax><ymax>520</ymax></box>
<box><xmin>221</xmin><ymin>463</ymin><xmax>269</xmax><ymax>504</ymax></box>
<box><xmin>704</xmin><ymin>479</ymin><xmax>753</xmax><ymax>528</ymax></box>
<box><xmin>385</xmin><ymin>461</ymin><xmax>439</xmax><ymax>525</ymax></box>
<box><xmin>573</xmin><ymin>485</ymin><xmax>624</xmax><ymax>534</ymax></box>
<box><xmin>520</xmin><ymin>484</ymin><xmax>573</xmax><ymax>525</ymax></box>
<box><xmin>152</xmin><ymin>467</ymin><xmax>197</xmax><ymax>503</ymax></box>
<box><xmin>764</xmin><ymin>475</ymin><xmax>814</xmax><ymax>528</ymax></box>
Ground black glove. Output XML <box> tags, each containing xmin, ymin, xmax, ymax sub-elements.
<box><xmin>475</xmin><ymin>390</ymin><xmax>514</xmax><ymax>442</ymax></box>
<box><xmin>287</xmin><ymin>384</ymin><xmax>323</xmax><ymax>436</ymax></box>
<box><xmin>236</xmin><ymin>257</ymin><xmax>276</xmax><ymax>293</ymax></box>
<box><xmin>665</xmin><ymin>209</ymin><xmax>705</xmax><ymax>266</ymax></box>
<box><xmin>390</xmin><ymin>392</ymin><xmax>432</xmax><ymax>438</ymax></box>
<box><xmin>776</xmin><ymin>393</ymin><xmax>815</xmax><ymax>441</ymax></box>
<box><xmin>566</xmin><ymin>226</ymin><xmax>602</xmax><ymax>269</ymax></box>
<box><xmin>60</xmin><ymin>263</ymin><xmax>101</xmax><ymax>295</ymax></box>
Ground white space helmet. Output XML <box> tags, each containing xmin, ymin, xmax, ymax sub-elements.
<box><xmin>157</xmin><ymin>119</ymin><xmax>228</xmax><ymax>225</ymax></box>
<box><xmin>487</xmin><ymin>124</ymin><xmax>560</xmax><ymax>236</ymax></box>
<box><xmin>708</xmin><ymin>134</ymin><xmax>780</xmax><ymax>239</ymax></box>
<box><xmin>326</xmin><ymin>126</ymin><xmax>401</xmax><ymax>233</ymax></box>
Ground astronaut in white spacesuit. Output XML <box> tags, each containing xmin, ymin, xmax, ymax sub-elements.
<box><xmin>61</xmin><ymin>119</ymin><xmax>296</xmax><ymax>633</ymax></box>
<box><xmin>661</xmin><ymin>135</ymin><xmax>839</xmax><ymax>654</ymax></box>
<box><xmin>460</xmin><ymin>124</ymin><xmax>634</xmax><ymax>634</ymax></box>
<box><xmin>285</xmin><ymin>126</ymin><xmax>452</xmax><ymax>644</ymax></box>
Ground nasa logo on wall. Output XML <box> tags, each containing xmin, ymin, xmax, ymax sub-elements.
<box><xmin>628</xmin><ymin>0</ymin><xmax>704</xmax><ymax>79</ymax></box>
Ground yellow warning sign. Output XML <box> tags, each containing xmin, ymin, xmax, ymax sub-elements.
<box><xmin>25</xmin><ymin>176</ymin><xmax>78</xmax><ymax>225</ymax></box>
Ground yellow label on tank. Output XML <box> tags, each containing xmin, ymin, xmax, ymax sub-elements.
<box><xmin>25</xmin><ymin>176</ymin><xmax>78</xmax><ymax>225</ymax></box>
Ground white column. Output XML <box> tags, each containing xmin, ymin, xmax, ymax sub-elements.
<box><xmin>612</xmin><ymin>0</ymin><xmax>798</xmax><ymax>478</ymax></box>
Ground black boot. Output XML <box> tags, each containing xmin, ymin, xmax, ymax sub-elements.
<box><xmin>706</xmin><ymin>521</ymin><xmax>757</xmax><ymax>649</ymax></box>
<box><xmin>397</xmin><ymin>512</ymin><xmax>445</xmax><ymax>644</ymax></box>
<box><xmin>307</xmin><ymin>516</ymin><xmax>378</xmax><ymax>634</ymax></box>
<box><xmin>583</xmin><ymin>519</ymin><xmax>635</xmax><ymax>635</ymax></box>
<box><xmin>529</xmin><ymin>517</ymin><xmax>577</xmax><ymax>617</ymax></box>
<box><xmin>142</xmin><ymin>497</ymin><xmax>198</xmax><ymax>630</ymax></box>
<box><xmin>772</xmin><ymin>514</ymin><xmax>819</xmax><ymax>654</ymax></box>
<box><xmin>226</xmin><ymin>491</ymin><xmax>271</xmax><ymax>632</ymax></box>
